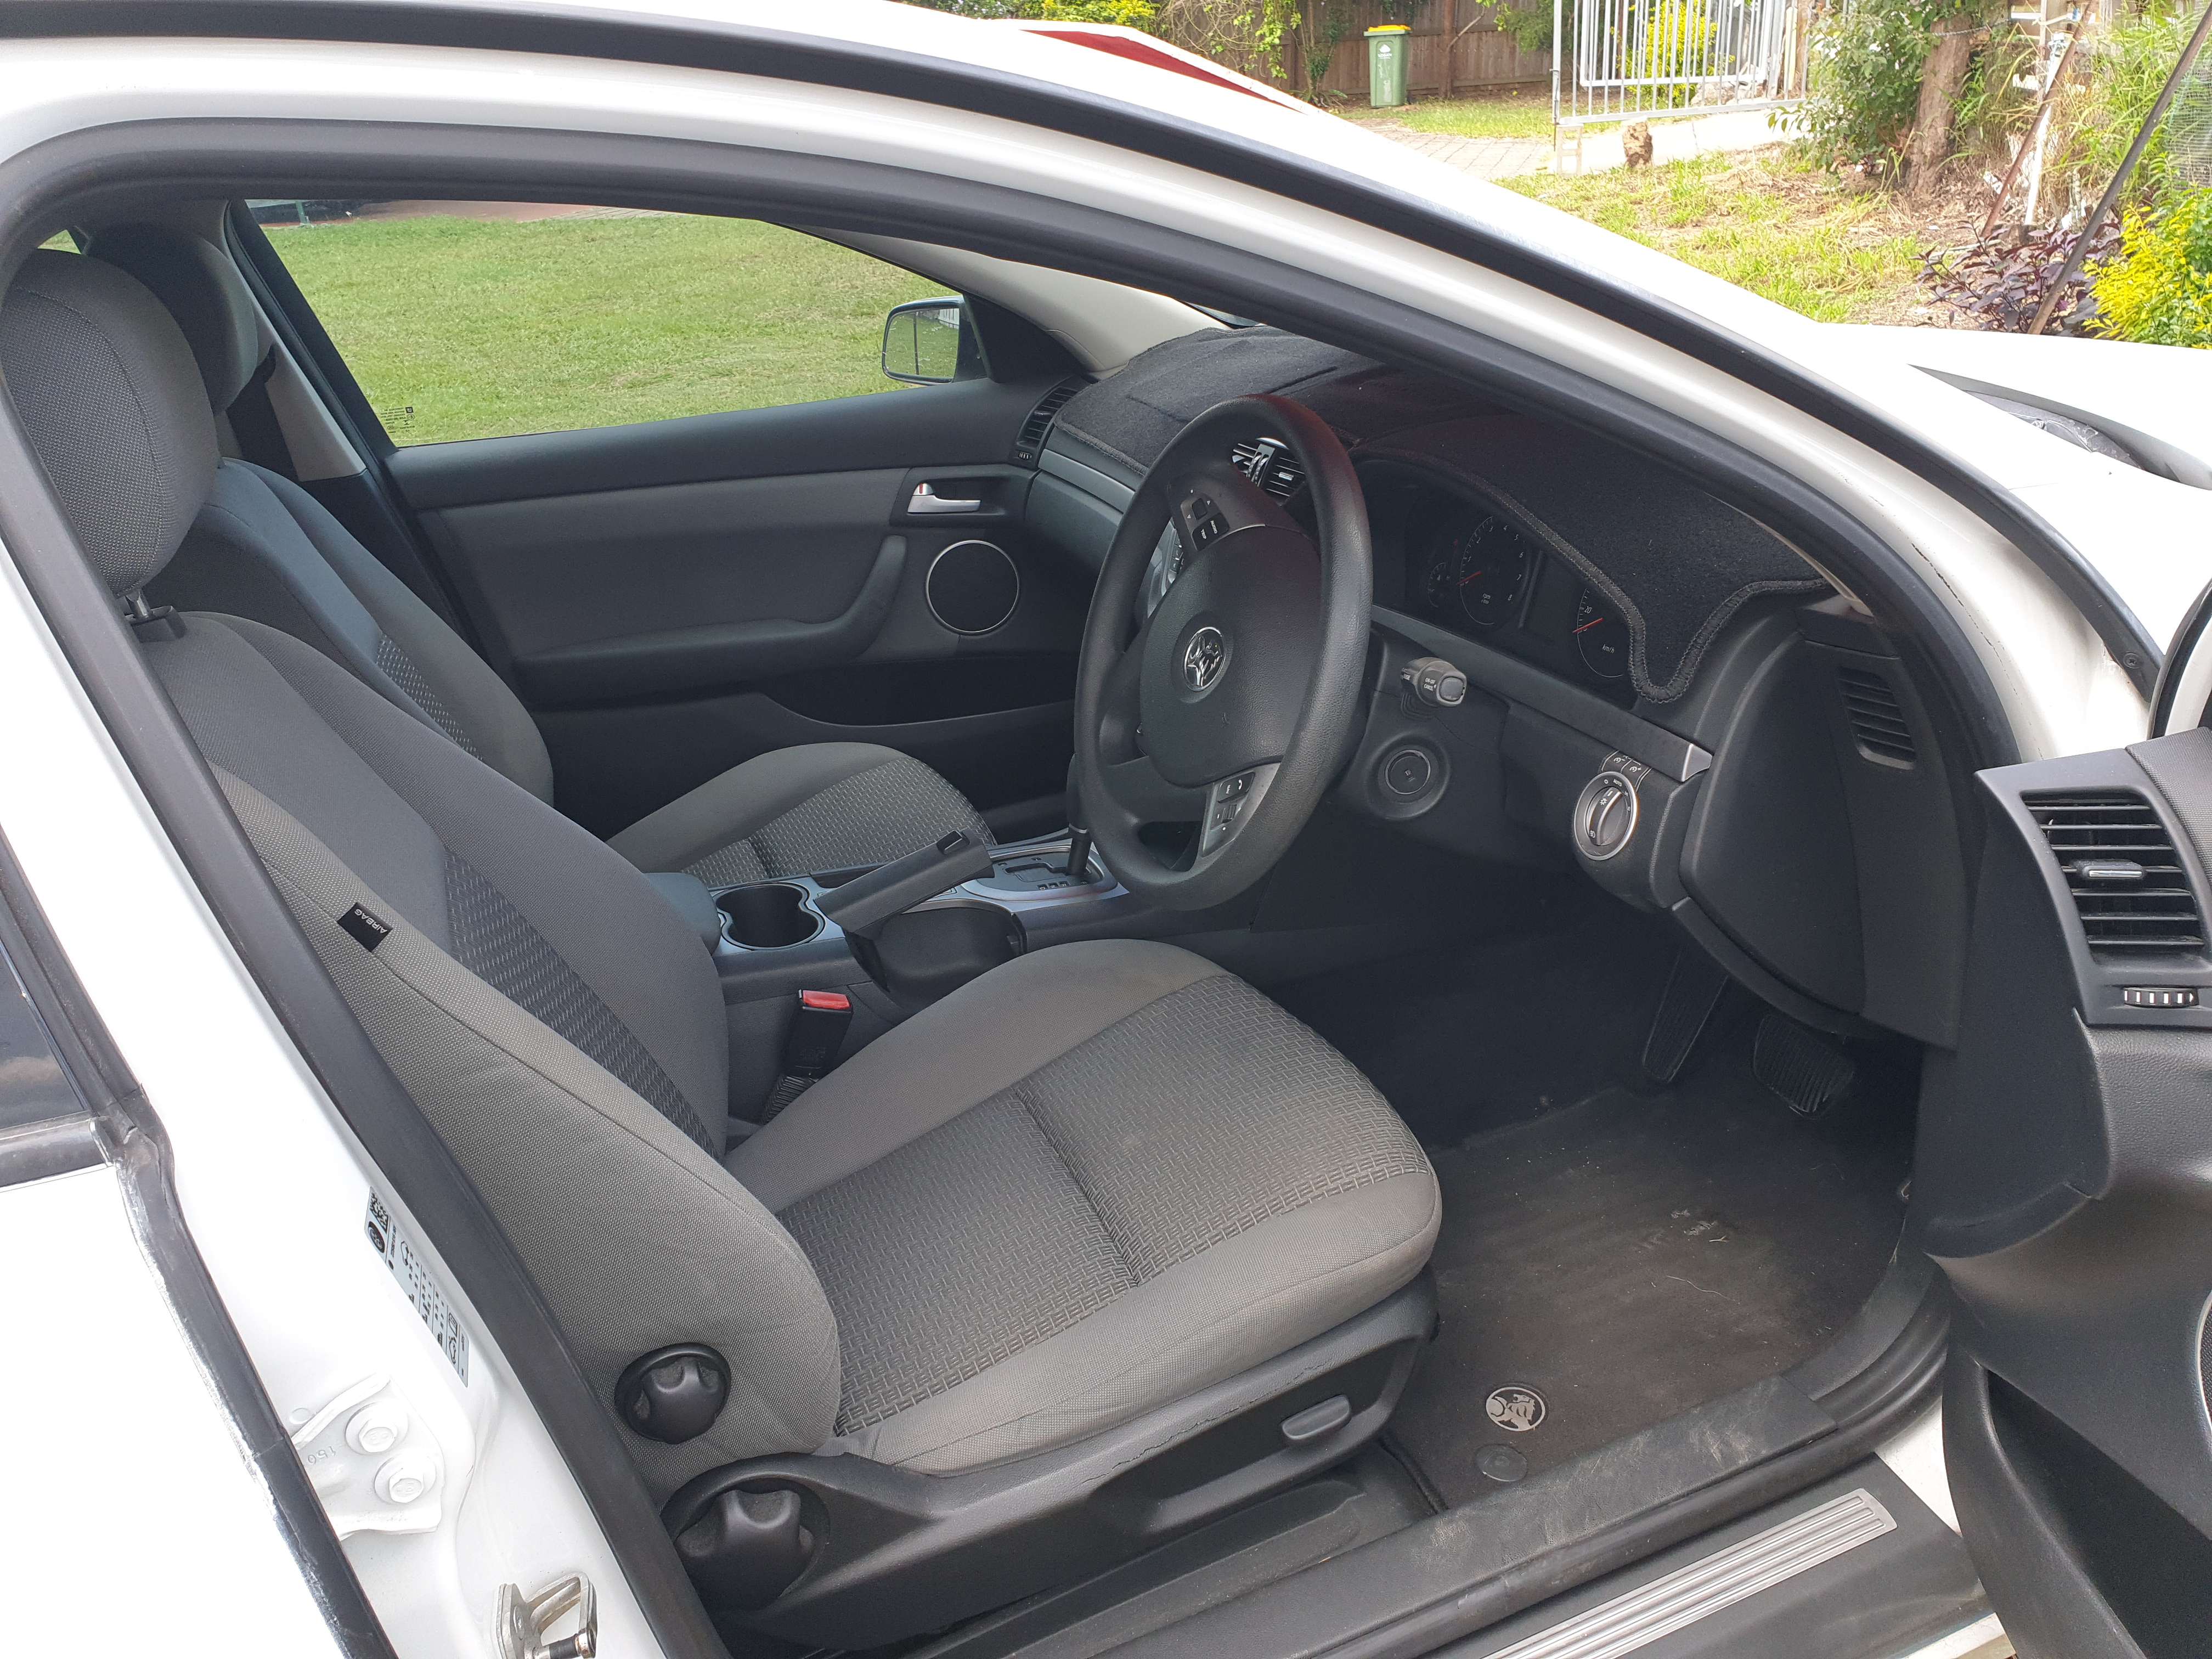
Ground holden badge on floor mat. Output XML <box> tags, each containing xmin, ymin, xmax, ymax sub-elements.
<box><xmin>1485</xmin><ymin>1385</ymin><xmax>1546</xmax><ymax>1432</ymax></box>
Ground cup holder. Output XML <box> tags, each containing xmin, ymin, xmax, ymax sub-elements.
<box><xmin>716</xmin><ymin>882</ymin><xmax>822</xmax><ymax>949</ymax></box>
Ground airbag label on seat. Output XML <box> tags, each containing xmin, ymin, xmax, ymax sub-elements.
<box><xmin>365</xmin><ymin>1190</ymin><xmax>471</xmax><ymax>1382</ymax></box>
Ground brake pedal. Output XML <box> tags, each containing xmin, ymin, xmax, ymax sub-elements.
<box><xmin>1642</xmin><ymin>947</ymin><xmax>1731</xmax><ymax>1084</ymax></box>
<box><xmin>1753</xmin><ymin>1011</ymin><xmax>1855</xmax><ymax>1116</ymax></box>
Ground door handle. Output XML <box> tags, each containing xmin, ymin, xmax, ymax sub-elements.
<box><xmin>909</xmin><ymin>482</ymin><xmax>984</xmax><ymax>514</ymax></box>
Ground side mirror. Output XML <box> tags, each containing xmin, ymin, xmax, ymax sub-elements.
<box><xmin>882</xmin><ymin>296</ymin><xmax>983</xmax><ymax>385</ymax></box>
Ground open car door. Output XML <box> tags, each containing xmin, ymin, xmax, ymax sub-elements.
<box><xmin>1920</xmin><ymin>580</ymin><xmax>2212</xmax><ymax>1659</ymax></box>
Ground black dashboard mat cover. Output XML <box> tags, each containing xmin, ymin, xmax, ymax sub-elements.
<box><xmin>1051</xmin><ymin>326</ymin><xmax>1364</xmax><ymax>480</ymax></box>
<box><xmin>1356</xmin><ymin>414</ymin><xmax>1829</xmax><ymax>703</ymax></box>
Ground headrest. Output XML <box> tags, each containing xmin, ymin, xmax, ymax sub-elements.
<box><xmin>86</xmin><ymin>224</ymin><xmax>265</xmax><ymax>414</ymax></box>
<box><xmin>0</xmin><ymin>249</ymin><xmax>218</xmax><ymax>599</ymax></box>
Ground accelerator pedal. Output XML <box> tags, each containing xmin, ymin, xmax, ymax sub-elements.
<box><xmin>1641</xmin><ymin>947</ymin><xmax>1733</xmax><ymax>1085</ymax></box>
<box><xmin>1753</xmin><ymin>1011</ymin><xmax>1856</xmax><ymax>1116</ymax></box>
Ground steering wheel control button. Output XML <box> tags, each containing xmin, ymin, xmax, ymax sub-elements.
<box><xmin>1400</xmin><ymin>656</ymin><xmax>1468</xmax><ymax>709</ymax></box>
<box><xmin>1575</xmin><ymin>769</ymin><xmax>1640</xmax><ymax>861</ymax></box>
<box><xmin>1201</xmin><ymin>770</ymin><xmax>1262</xmax><ymax>855</ymax></box>
<box><xmin>1383</xmin><ymin>748</ymin><xmax>1435</xmax><ymax>798</ymax></box>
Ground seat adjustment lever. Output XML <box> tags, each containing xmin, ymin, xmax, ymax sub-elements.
<box><xmin>673</xmin><ymin>1485</ymin><xmax>815</xmax><ymax>1610</ymax></box>
<box><xmin>616</xmin><ymin>1344</ymin><xmax>731</xmax><ymax>1444</ymax></box>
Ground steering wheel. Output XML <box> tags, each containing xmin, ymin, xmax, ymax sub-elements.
<box><xmin>1071</xmin><ymin>394</ymin><xmax>1373</xmax><ymax>910</ymax></box>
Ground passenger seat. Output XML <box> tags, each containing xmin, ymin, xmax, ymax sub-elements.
<box><xmin>85</xmin><ymin>223</ymin><xmax>992</xmax><ymax>884</ymax></box>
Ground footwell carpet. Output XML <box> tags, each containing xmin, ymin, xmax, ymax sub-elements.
<box><xmin>1276</xmin><ymin>917</ymin><xmax>1914</xmax><ymax>1506</ymax></box>
<box><xmin>1389</xmin><ymin>1052</ymin><xmax>1911</xmax><ymax>1504</ymax></box>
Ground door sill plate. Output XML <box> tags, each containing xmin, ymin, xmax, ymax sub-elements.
<box><xmin>1484</xmin><ymin>1488</ymin><xmax>1897</xmax><ymax>1659</ymax></box>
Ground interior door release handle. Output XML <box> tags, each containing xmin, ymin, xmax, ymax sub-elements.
<box><xmin>909</xmin><ymin>482</ymin><xmax>983</xmax><ymax>514</ymax></box>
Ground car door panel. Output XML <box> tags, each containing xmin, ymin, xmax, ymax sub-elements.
<box><xmin>376</xmin><ymin>375</ymin><xmax>1088</xmax><ymax>834</ymax></box>
<box><xmin>385</xmin><ymin>376</ymin><xmax>1046</xmax><ymax>508</ymax></box>
<box><xmin>419</xmin><ymin>469</ymin><xmax>911</xmax><ymax>681</ymax></box>
<box><xmin>1922</xmin><ymin>725</ymin><xmax>2212</xmax><ymax>1657</ymax></box>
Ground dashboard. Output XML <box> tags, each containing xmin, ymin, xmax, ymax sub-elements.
<box><xmin>1363</xmin><ymin>462</ymin><xmax>1635</xmax><ymax>703</ymax></box>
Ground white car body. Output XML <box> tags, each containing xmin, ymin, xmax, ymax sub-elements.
<box><xmin>0</xmin><ymin>4</ymin><xmax>2203</xmax><ymax>1655</ymax></box>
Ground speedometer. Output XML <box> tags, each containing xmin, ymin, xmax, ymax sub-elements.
<box><xmin>1448</xmin><ymin>515</ymin><xmax>1532</xmax><ymax>630</ymax></box>
<box><xmin>1573</xmin><ymin>588</ymin><xmax>1630</xmax><ymax>680</ymax></box>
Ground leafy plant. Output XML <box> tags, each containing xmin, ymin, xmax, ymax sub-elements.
<box><xmin>1304</xmin><ymin>1</ymin><xmax>1358</xmax><ymax>94</ymax></box>
<box><xmin>2092</xmin><ymin>187</ymin><xmax>2212</xmax><ymax>345</ymax></box>
<box><xmin>1156</xmin><ymin>0</ymin><xmax>1301</xmax><ymax>80</ymax></box>
<box><xmin>1801</xmin><ymin>0</ymin><xmax>1950</xmax><ymax>171</ymax></box>
<box><xmin>1918</xmin><ymin>217</ymin><xmax>2123</xmax><ymax>331</ymax></box>
<box><xmin>901</xmin><ymin>0</ymin><xmax>1158</xmax><ymax>22</ymax></box>
<box><xmin>2041</xmin><ymin>5</ymin><xmax>2205</xmax><ymax>217</ymax></box>
<box><xmin>1498</xmin><ymin>1</ymin><xmax>1560</xmax><ymax>55</ymax></box>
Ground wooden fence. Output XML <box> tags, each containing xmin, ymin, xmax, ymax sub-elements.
<box><xmin>1300</xmin><ymin>0</ymin><xmax>1553</xmax><ymax>102</ymax></box>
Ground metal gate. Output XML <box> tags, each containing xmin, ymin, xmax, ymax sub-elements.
<box><xmin>1551</xmin><ymin>0</ymin><xmax>1802</xmax><ymax>165</ymax></box>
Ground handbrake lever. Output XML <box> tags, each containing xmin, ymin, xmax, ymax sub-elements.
<box><xmin>816</xmin><ymin>829</ymin><xmax>997</xmax><ymax>940</ymax></box>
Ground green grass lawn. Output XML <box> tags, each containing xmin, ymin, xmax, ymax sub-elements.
<box><xmin>1500</xmin><ymin>151</ymin><xmax>1925</xmax><ymax>323</ymax></box>
<box><xmin>1341</xmin><ymin>94</ymin><xmax>1562</xmax><ymax>142</ymax></box>
<box><xmin>272</xmin><ymin>212</ymin><xmax>945</xmax><ymax>445</ymax></box>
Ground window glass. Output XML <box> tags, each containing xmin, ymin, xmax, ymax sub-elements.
<box><xmin>264</xmin><ymin>204</ymin><xmax>950</xmax><ymax>445</ymax></box>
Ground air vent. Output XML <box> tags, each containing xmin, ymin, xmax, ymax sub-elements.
<box><xmin>1011</xmin><ymin>378</ymin><xmax>1084</xmax><ymax>465</ymax></box>
<box><xmin>1837</xmin><ymin>667</ymin><xmax>1917</xmax><ymax>766</ymax></box>
<box><xmin>2027</xmin><ymin>789</ymin><xmax>2204</xmax><ymax>955</ymax></box>
<box><xmin>1231</xmin><ymin>437</ymin><xmax>1305</xmax><ymax>500</ymax></box>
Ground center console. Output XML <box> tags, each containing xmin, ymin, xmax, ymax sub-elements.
<box><xmin>710</xmin><ymin>833</ymin><xmax>1138</xmax><ymax>1120</ymax></box>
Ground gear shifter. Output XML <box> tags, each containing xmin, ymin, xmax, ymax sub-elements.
<box><xmin>1062</xmin><ymin>757</ymin><xmax>1093</xmax><ymax>881</ymax></box>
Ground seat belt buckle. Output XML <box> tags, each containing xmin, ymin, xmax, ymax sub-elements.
<box><xmin>760</xmin><ymin>991</ymin><xmax>854</xmax><ymax>1125</ymax></box>
<box><xmin>785</xmin><ymin>990</ymin><xmax>853</xmax><ymax>1080</ymax></box>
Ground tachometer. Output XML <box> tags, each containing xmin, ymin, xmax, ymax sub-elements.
<box><xmin>1449</xmin><ymin>515</ymin><xmax>1532</xmax><ymax>630</ymax></box>
<box><xmin>1573</xmin><ymin>588</ymin><xmax>1630</xmax><ymax>680</ymax></box>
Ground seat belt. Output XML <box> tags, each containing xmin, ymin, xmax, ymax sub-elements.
<box><xmin>225</xmin><ymin>347</ymin><xmax>298</xmax><ymax>479</ymax></box>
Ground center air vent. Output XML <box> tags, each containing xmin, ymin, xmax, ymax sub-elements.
<box><xmin>1837</xmin><ymin>667</ymin><xmax>1917</xmax><ymax>766</ymax></box>
<box><xmin>2026</xmin><ymin>789</ymin><xmax>2204</xmax><ymax>955</ymax></box>
<box><xmin>1231</xmin><ymin>437</ymin><xmax>1305</xmax><ymax>500</ymax></box>
<box><xmin>1011</xmin><ymin>378</ymin><xmax>1084</xmax><ymax>465</ymax></box>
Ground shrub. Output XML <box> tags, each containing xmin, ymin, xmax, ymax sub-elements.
<box><xmin>2092</xmin><ymin>188</ymin><xmax>2212</xmax><ymax>346</ymax></box>
<box><xmin>1920</xmin><ymin>217</ymin><xmax>2123</xmax><ymax>331</ymax></box>
<box><xmin>1802</xmin><ymin>0</ymin><xmax>1948</xmax><ymax>171</ymax></box>
<box><xmin>2042</xmin><ymin>5</ymin><xmax>2204</xmax><ymax>217</ymax></box>
<box><xmin>902</xmin><ymin>0</ymin><xmax>1158</xmax><ymax>22</ymax></box>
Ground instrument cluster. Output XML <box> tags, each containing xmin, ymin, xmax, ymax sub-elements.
<box><xmin>1395</xmin><ymin>480</ymin><xmax>1634</xmax><ymax>697</ymax></box>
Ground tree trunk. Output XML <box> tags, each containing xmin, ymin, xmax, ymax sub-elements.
<box><xmin>1904</xmin><ymin>14</ymin><xmax>1975</xmax><ymax>198</ymax></box>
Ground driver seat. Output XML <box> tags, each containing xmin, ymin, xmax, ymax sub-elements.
<box><xmin>3</xmin><ymin>249</ymin><xmax>1440</xmax><ymax>1643</ymax></box>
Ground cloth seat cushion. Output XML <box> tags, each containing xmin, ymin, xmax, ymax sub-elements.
<box><xmin>730</xmin><ymin>940</ymin><xmax>1441</xmax><ymax>1475</ymax></box>
<box><xmin>605</xmin><ymin>741</ymin><xmax>993</xmax><ymax>885</ymax></box>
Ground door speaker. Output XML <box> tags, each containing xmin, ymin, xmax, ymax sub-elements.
<box><xmin>927</xmin><ymin>540</ymin><xmax>1020</xmax><ymax>635</ymax></box>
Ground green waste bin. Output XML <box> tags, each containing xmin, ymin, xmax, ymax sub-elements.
<box><xmin>1366</xmin><ymin>24</ymin><xmax>1410</xmax><ymax>109</ymax></box>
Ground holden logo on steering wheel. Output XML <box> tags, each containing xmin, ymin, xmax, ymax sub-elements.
<box><xmin>1181</xmin><ymin>625</ymin><xmax>1228</xmax><ymax>693</ymax></box>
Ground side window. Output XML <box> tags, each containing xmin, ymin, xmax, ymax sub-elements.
<box><xmin>261</xmin><ymin>202</ymin><xmax>954</xmax><ymax>445</ymax></box>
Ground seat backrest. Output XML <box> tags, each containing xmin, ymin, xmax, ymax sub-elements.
<box><xmin>1</xmin><ymin>248</ymin><xmax>839</xmax><ymax>1494</ymax></box>
<box><xmin>86</xmin><ymin>223</ymin><xmax>557</xmax><ymax>804</ymax></box>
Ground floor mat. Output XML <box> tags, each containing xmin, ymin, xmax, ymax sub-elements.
<box><xmin>1386</xmin><ymin>1043</ymin><xmax>1914</xmax><ymax>1505</ymax></box>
